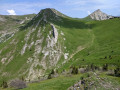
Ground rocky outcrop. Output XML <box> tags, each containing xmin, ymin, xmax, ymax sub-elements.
<box><xmin>0</xmin><ymin>17</ymin><xmax>6</xmax><ymax>22</ymax></box>
<box><xmin>89</xmin><ymin>9</ymin><xmax>113</xmax><ymax>20</ymax></box>
<box><xmin>24</xmin><ymin>9</ymin><xmax>65</xmax><ymax>81</ymax></box>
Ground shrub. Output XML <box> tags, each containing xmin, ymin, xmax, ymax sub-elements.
<box><xmin>104</xmin><ymin>56</ymin><xmax>107</xmax><ymax>59</ymax></box>
<box><xmin>102</xmin><ymin>64</ymin><xmax>108</xmax><ymax>71</ymax></box>
<box><xmin>71</xmin><ymin>66</ymin><xmax>78</xmax><ymax>74</ymax></box>
<box><xmin>48</xmin><ymin>69</ymin><xmax>55</xmax><ymax>79</ymax></box>
<box><xmin>10</xmin><ymin>79</ymin><xmax>27</xmax><ymax>89</ymax></box>
<box><xmin>111</xmin><ymin>51</ymin><xmax>114</xmax><ymax>53</ymax></box>
<box><xmin>109</xmin><ymin>55</ymin><xmax>112</xmax><ymax>59</ymax></box>
<box><xmin>56</xmin><ymin>70</ymin><xmax>58</xmax><ymax>73</ymax></box>
<box><xmin>80</xmin><ymin>76</ymin><xmax>84</xmax><ymax>80</ymax></box>
<box><xmin>94</xmin><ymin>65</ymin><xmax>99</xmax><ymax>70</ymax></box>
<box><xmin>86</xmin><ymin>65</ymin><xmax>90</xmax><ymax>71</ymax></box>
<box><xmin>48</xmin><ymin>73</ymin><xmax>52</xmax><ymax>79</ymax></box>
<box><xmin>20</xmin><ymin>76</ymin><xmax>24</xmax><ymax>81</ymax></box>
<box><xmin>90</xmin><ymin>63</ymin><xmax>95</xmax><ymax>71</ymax></box>
<box><xmin>51</xmin><ymin>69</ymin><xmax>55</xmax><ymax>74</ymax></box>
<box><xmin>2</xmin><ymin>81</ymin><xmax>8</xmax><ymax>88</ymax></box>
<box><xmin>86</xmin><ymin>73</ymin><xmax>90</xmax><ymax>77</ymax></box>
<box><xmin>114</xmin><ymin>67</ymin><xmax>120</xmax><ymax>77</ymax></box>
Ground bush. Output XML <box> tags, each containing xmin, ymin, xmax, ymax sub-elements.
<box><xmin>51</xmin><ymin>69</ymin><xmax>55</xmax><ymax>74</ymax></box>
<box><xmin>48</xmin><ymin>73</ymin><xmax>52</xmax><ymax>79</ymax></box>
<box><xmin>20</xmin><ymin>76</ymin><xmax>24</xmax><ymax>81</ymax></box>
<box><xmin>71</xmin><ymin>66</ymin><xmax>78</xmax><ymax>74</ymax></box>
<box><xmin>10</xmin><ymin>79</ymin><xmax>27</xmax><ymax>89</ymax></box>
<box><xmin>48</xmin><ymin>69</ymin><xmax>55</xmax><ymax>79</ymax></box>
<box><xmin>2</xmin><ymin>81</ymin><xmax>8</xmax><ymax>88</ymax></box>
<box><xmin>90</xmin><ymin>63</ymin><xmax>95</xmax><ymax>71</ymax></box>
<box><xmin>102</xmin><ymin>64</ymin><xmax>108</xmax><ymax>71</ymax></box>
<box><xmin>86</xmin><ymin>73</ymin><xmax>90</xmax><ymax>77</ymax></box>
<box><xmin>114</xmin><ymin>67</ymin><xmax>120</xmax><ymax>77</ymax></box>
<box><xmin>104</xmin><ymin>56</ymin><xmax>107</xmax><ymax>59</ymax></box>
<box><xmin>86</xmin><ymin>65</ymin><xmax>90</xmax><ymax>71</ymax></box>
<box><xmin>109</xmin><ymin>55</ymin><xmax>112</xmax><ymax>59</ymax></box>
<box><xmin>80</xmin><ymin>76</ymin><xmax>84</xmax><ymax>80</ymax></box>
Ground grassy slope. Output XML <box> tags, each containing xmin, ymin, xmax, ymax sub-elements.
<box><xmin>23</xmin><ymin>74</ymin><xmax>82</xmax><ymax>90</ymax></box>
<box><xmin>22</xmin><ymin>72</ymin><xmax>120</xmax><ymax>90</ymax></box>
<box><xmin>58</xmin><ymin>18</ymin><xmax>120</xmax><ymax>71</ymax></box>
<box><xmin>22</xmin><ymin>18</ymin><xmax>120</xmax><ymax>90</ymax></box>
<box><xmin>0</xmin><ymin>21</ymin><xmax>55</xmax><ymax>84</ymax></box>
<box><xmin>0</xmin><ymin>13</ymin><xmax>120</xmax><ymax>89</ymax></box>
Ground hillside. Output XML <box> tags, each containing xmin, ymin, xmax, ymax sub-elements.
<box><xmin>0</xmin><ymin>14</ymin><xmax>36</xmax><ymax>43</ymax></box>
<box><xmin>0</xmin><ymin>8</ymin><xmax>120</xmax><ymax>90</ymax></box>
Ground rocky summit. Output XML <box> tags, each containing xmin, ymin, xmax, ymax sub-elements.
<box><xmin>89</xmin><ymin>9</ymin><xmax>113</xmax><ymax>20</ymax></box>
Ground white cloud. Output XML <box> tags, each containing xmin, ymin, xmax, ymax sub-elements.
<box><xmin>87</xmin><ymin>11</ymin><xmax>91</xmax><ymax>15</ymax></box>
<box><xmin>7</xmin><ymin>9</ymin><xmax>16</xmax><ymax>15</ymax></box>
<box><xmin>0</xmin><ymin>2</ymin><xmax>52</xmax><ymax>15</ymax></box>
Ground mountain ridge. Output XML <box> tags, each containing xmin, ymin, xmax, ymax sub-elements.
<box><xmin>0</xmin><ymin>8</ymin><xmax>120</xmax><ymax>90</ymax></box>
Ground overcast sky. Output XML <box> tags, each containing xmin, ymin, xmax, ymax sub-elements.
<box><xmin>0</xmin><ymin>0</ymin><xmax>120</xmax><ymax>18</ymax></box>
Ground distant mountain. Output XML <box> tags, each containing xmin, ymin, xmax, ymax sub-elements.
<box><xmin>88</xmin><ymin>9</ymin><xmax>113</xmax><ymax>20</ymax></box>
<box><xmin>0</xmin><ymin>14</ymin><xmax>36</xmax><ymax>43</ymax></box>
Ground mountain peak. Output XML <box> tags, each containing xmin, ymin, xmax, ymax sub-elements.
<box><xmin>31</xmin><ymin>8</ymin><xmax>67</xmax><ymax>23</ymax></box>
<box><xmin>89</xmin><ymin>9</ymin><xmax>113</xmax><ymax>20</ymax></box>
<box><xmin>96</xmin><ymin>9</ymin><xmax>101</xmax><ymax>12</ymax></box>
<box><xmin>41</xmin><ymin>8</ymin><xmax>55</xmax><ymax>11</ymax></box>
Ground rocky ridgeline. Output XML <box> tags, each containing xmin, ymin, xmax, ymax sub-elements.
<box><xmin>32</xmin><ymin>8</ymin><xmax>65</xmax><ymax>23</ymax></box>
<box><xmin>0</xmin><ymin>8</ymin><xmax>69</xmax><ymax>82</ymax></box>
<box><xmin>21</xmin><ymin>8</ymin><xmax>67</xmax><ymax>81</ymax></box>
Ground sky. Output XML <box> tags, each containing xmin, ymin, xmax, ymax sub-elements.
<box><xmin>0</xmin><ymin>0</ymin><xmax>120</xmax><ymax>18</ymax></box>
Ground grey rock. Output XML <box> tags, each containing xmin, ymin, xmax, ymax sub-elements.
<box><xmin>89</xmin><ymin>9</ymin><xmax>113</xmax><ymax>20</ymax></box>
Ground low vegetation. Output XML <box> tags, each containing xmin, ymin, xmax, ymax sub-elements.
<box><xmin>0</xmin><ymin>9</ymin><xmax>120</xmax><ymax>90</ymax></box>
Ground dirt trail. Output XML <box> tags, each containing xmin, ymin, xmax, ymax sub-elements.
<box><xmin>68</xmin><ymin>46</ymin><xmax>85</xmax><ymax>60</ymax></box>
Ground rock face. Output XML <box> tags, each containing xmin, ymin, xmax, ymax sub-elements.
<box><xmin>0</xmin><ymin>8</ymin><xmax>67</xmax><ymax>82</ymax></box>
<box><xmin>23</xmin><ymin>8</ymin><xmax>64</xmax><ymax>81</ymax></box>
<box><xmin>89</xmin><ymin>9</ymin><xmax>113</xmax><ymax>20</ymax></box>
<box><xmin>0</xmin><ymin>17</ymin><xmax>6</xmax><ymax>22</ymax></box>
<box><xmin>32</xmin><ymin>8</ymin><xmax>65</xmax><ymax>23</ymax></box>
